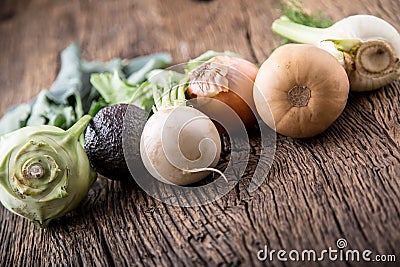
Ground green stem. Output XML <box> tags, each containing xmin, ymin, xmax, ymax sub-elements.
<box><xmin>128</xmin><ymin>82</ymin><xmax>150</xmax><ymax>103</ymax></box>
<box><xmin>272</xmin><ymin>16</ymin><xmax>328</xmax><ymax>45</ymax></box>
<box><xmin>74</xmin><ymin>91</ymin><xmax>84</xmax><ymax>120</ymax></box>
<box><xmin>170</xmin><ymin>84</ymin><xmax>178</xmax><ymax>104</ymax></box>
<box><xmin>152</xmin><ymin>85</ymin><xmax>162</xmax><ymax>112</ymax></box>
<box><xmin>161</xmin><ymin>81</ymin><xmax>172</xmax><ymax>109</ymax></box>
<box><xmin>152</xmin><ymin>71</ymin><xmax>188</xmax><ymax>111</ymax></box>
<box><xmin>186</xmin><ymin>51</ymin><xmax>241</xmax><ymax>73</ymax></box>
<box><xmin>64</xmin><ymin>115</ymin><xmax>92</xmax><ymax>143</ymax></box>
<box><xmin>176</xmin><ymin>77</ymin><xmax>188</xmax><ymax>106</ymax></box>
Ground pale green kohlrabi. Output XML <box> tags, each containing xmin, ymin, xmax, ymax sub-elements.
<box><xmin>0</xmin><ymin>115</ymin><xmax>97</xmax><ymax>227</ymax></box>
<box><xmin>272</xmin><ymin>15</ymin><xmax>400</xmax><ymax>91</ymax></box>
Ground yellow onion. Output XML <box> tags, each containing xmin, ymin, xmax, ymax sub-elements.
<box><xmin>187</xmin><ymin>56</ymin><xmax>259</xmax><ymax>131</ymax></box>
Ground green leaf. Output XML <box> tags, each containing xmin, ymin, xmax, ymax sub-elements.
<box><xmin>126</xmin><ymin>82</ymin><xmax>154</xmax><ymax>112</ymax></box>
<box><xmin>88</xmin><ymin>97</ymin><xmax>108</xmax><ymax>117</ymax></box>
<box><xmin>185</xmin><ymin>50</ymin><xmax>241</xmax><ymax>73</ymax></box>
<box><xmin>90</xmin><ymin>71</ymin><xmax>139</xmax><ymax>105</ymax></box>
<box><xmin>281</xmin><ymin>0</ymin><xmax>333</xmax><ymax>28</ymax></box>
<box><xmin>0</xmin><ymin>104</ymin><xmax>31</xmax><ymax>136</ymax></box>
<box><xmin>0</xmin><ymin>43</ymin><xmax>173</xmax><ymax>137</ymax></box>
<box><xmin>81</xmin><ymin>58</ymin><xmax>125</xmax><ymax>77</ymax></box>
<box><xmin>90</xmin><ymin>71</ymin><xmax>156</xmax><ymax>112</ymax></box>
<box><xmin>26</xmin><ymin>90</ymin><xmax>76</xmax><ymax>130</ymax></box>
<box><xmin>126</xmin><ymin>54</ymin><xmax>172</xmax><ymax>84</ymax></box>
<box><xmin>47</xmin><ymin>43</ymin><xmax>83</xmax><ymax>119</ymax></box>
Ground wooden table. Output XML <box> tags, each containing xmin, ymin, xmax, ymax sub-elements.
<box><xmin>1</xmin><ymin>0</ymin><xmax>399</xmax><ymax>266</ymax></box>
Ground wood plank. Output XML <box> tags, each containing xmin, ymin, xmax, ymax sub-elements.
<box><xmin>0</xmin><ymin>0</ymin><xmax>399</xmax><ymax>266</ymax></box>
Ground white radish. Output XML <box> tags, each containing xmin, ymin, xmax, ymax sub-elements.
<box><xmin>140</xmin><ymin>70</ymin><xmax>223</xmax><ymax>186</ymax></box>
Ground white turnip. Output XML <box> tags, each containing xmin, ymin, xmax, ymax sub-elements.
<box><xmin>140</xmin><ymin>70</ymin><xmax>224</xmax><ymax>186</ymax></box>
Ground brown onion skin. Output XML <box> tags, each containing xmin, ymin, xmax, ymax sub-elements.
<box><xmin>254</xmin><ymin>44</ymin><xmax>349</xmax><ymax>138</ymax></box>
<box><xmin>187</xmin><ymin>56</ymin><xmax>259</xmax><ymax>132</ymax></box>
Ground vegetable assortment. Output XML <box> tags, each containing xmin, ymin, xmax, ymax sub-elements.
<box><xmin>0</xmin><ymin>2</ymin><xmax>399</xmax><ymax>226</ymax></box>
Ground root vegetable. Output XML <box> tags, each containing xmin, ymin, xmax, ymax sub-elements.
<box><xmin>141</xmin><ymin>106</ymin><xmax>221</xmax><ymax>185</ymax></box>
<box><xmin>254</xmin><ymin>44</ymin><xmax>349</xmax><ymax>138</ymax></box>
<box><xmin>187</xmin><ymin>54</ymin><xmax>259</xmax><ymax>130</ymax></box>
<box><xmin>140</xmin><ymin>70</ymin><xmax>224</xmax><ymax>185</ymax></box>
<box><xmin>272</xmin><ymin>15</ymin><xmax>400</xmax><ymax>91</ymax></box>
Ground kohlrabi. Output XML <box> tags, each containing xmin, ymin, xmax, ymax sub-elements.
<box><xmin>0</xmin><ymin>115</ymin><xmax>97</xmax><ymax>227</ymax></box>
<box><xmin>272</xmin><ymin>15</ymin><xmax>400</xmax><ymax>91</ymax></box>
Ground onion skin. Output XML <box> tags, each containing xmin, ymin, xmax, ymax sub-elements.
<box><xmin>254</xmin><ymin>44</ymin><xmax>349</xmax><ymax>138</ymax></box>
<box><xmin>187</xmin><ymin>56</ymin><xmax>259</xmax><ymax>130</ymax></box>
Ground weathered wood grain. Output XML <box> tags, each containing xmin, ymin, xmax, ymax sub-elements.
<box><xmin>1</xmin><ymin>0</ymin><xmax>400</xmax><ymax>266</ymax></box>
